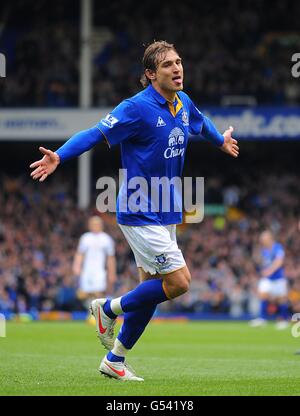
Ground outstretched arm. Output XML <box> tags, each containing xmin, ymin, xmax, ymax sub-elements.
<box><xmin>30</xmin><ymin>126</ymin><xmax>104</xmax><ymax>182</ymax></box>
<box><xmin>202</xmin><ymin>116</ymin><xmax>239</xmax><ymax>158</ymax></box>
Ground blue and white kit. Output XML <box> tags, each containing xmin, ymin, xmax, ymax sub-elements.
<box><xmin>57</xmin><ymin>85</ymin><xmax>224</xmax><ymax>274</ymax></box>
<box><xmin>258</xmin><ymin>242</ymin><xmax>287</xmax><ymax>297</ymax></box>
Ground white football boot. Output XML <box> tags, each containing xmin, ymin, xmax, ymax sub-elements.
<box><xmin>90</xmin><ymin>299</ymin><xmax>116</xmax><ymax>350</ymax></box>
<box><xmin>249</xmin><ymin>318</ymin><xmax>267</xmax><ymax>327</ymax></box>
<box><xmin>99</xmin><ymin>356</ymin><xmax>144</xmax><ymax>382</ymax></box>
<box><xmin>275</xmin><ymin>320</ymin><xmax>289</xmax><ymax>330</ymax></box>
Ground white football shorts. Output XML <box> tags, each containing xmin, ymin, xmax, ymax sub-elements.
<box><xmin>258</xmin><ymin>277</ymin><xmax>288</xmax><ymax>297</ymax></box>
<box><xmin>79</xmin><ymin>271</ymin><xmax>107</xmax><ymax>293</ymax></box>
<box><xmin>119</xmin><ymin>224</ymin><xmax>186</xmax><ymax>275</ymax></box>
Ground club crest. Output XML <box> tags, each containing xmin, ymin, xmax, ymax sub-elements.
<box><xmin>182</xmin><ymin>110</ymin><xmax>189</xmax><ymax>126</ymax></box>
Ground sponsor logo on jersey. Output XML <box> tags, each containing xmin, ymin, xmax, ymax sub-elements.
<box><xmin>164</xmin><ymin>127</ymin><xmax>185</xmax><ymax>159</ymax></box>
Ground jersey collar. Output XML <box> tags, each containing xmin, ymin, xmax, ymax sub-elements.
<box><xmin>147</xmin><ymin>84</ymin><xmax>167</xmax><ymax>104</ymax></box>
<box><xmin>147</xmin><ymin>84</ymin><xmax>183</xmax><ymax>116</ymax></box>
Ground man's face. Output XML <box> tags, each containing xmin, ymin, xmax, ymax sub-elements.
<box><xmin>88</xmin><ymin>217</ymin><xmax>102</xmax><ymax>233</ymax></box>
<box><xmin>259</xmin><ymin>231</ymin><xmax>273</xmax><ymax>248</ymax></box>
<box><xmin>148</xmin><ymin>49</ymin><xmax>184</xmax><ymax>94</ymax></box>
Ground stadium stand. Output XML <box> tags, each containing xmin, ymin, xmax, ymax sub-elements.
<box><xmin>0</xmin><ymin>0</ymin><xmax>299</xmax><ymax>107</ymax></box>
<box><xmin>0</xmin><ymin>142</ymin><xmax>299</xmax><ymax>318</ymax></box>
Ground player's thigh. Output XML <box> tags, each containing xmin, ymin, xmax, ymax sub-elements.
<box><xmin>138</xmin><ymin>262</ymin><xmax>191</xmax><ymax>284</ymax></box>
<box><xmin>138</xmin><ymin>267</ymin><xmax>158</xmax><ymax>282</ymax></box>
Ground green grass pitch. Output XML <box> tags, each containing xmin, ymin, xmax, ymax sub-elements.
<box><xmin>1</xmin><ymin>320</ymin><xmax>300</xmax><ymax>396</ymax></box>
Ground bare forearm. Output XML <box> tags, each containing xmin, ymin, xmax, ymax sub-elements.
<box><xmin>107</xmin><ymin>256</ymin><xmax>117</xmax><ymax>285</ymax></box>
<box><xmin>73</xmin><ymin>253</ymin><xmax>84</xmax><ymax>275</ymax></box>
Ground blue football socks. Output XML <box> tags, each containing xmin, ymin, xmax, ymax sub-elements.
<box><xmin>278</xmin><ymin>303</ymin><xmax>289</xmax><ymax>320</ymax></box>
<box><xmin>103</xmin><ymin>279</ymin><xmax>168</xmax><ymax>319</ymax></box>
<box><xmin>259</xmin><ymin>299</ymin><xmax>268</xmax><ymax>320</ymax></box>
<box><xmin>103</xmin><ymin>300</ymin><xmax>117</xmax><ymax>319</ymax></box>
<box><xmin>102</xmin><ymin>279</ymin><xmax>168</xmax><ymax>359</ymax></box>
<box><xmin>118</xmin><ymin>305</ymin><xmax>157</xmax><ymax>349</ymax></box>
<box><xmin>120</xmin><ymin>279</ymin><xmax>168</xmax><ymax>311</ymax></box>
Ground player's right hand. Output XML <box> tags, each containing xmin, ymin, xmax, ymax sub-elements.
<box><xmin>221</xmin><ymin>126</ymin><xmax>239</xmax><ymax>158</ymax></box>
<box><xmin>30</xmin><ymin>147</ymin><xmax>60</xmax><ymax>182</ymax></box>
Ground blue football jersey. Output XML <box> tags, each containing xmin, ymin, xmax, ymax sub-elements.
<box><xmin>261</xmin><ymin>242</ymin><xmax>285</xmax><ymax>281</ymax></box>
<box><xmin>97</xmin><ymin>85</ymin><xmax>205</xmax><ymax>226</ymax></box>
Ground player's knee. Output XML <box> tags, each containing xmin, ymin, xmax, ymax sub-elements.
<box><xmin>184</xmin><ymin>268</ymin><xmax>192</xmax><ymax>285</ymax></box>
<box><xmin>259</xmin><ymin>293</ymin><xmax>269</xmax><ymax>301</ymax></box>
<box><xmin>165</xmin><ymin>282</ymin><xmax>187</xmax><ymax>298</ymax></box>
<box><xmin>178</xmin><ymin>270</ymin><xmax>191</xmax><ymax>294</ymax></box>
<box><xmin>165</xmin><ymin>268</ymin><xmax>191</xmax><ymax>298</ymax></box>
<box><xmin>176</xmin><ymin>278</ymin><xmax>190</xmax><ymax>296</ymax></box>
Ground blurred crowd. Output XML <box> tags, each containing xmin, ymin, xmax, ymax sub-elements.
<box><xmin>0</xmin><ymin>0</ymin><xmax>300</xmax><ymax>318</ymax></box>
<box><xmin>1</xmin><ymin>168</ymin><xmax>299</xmax><ymax>317</ymax></box>
<box><xmin>0</xmin><ymin>0</ymin><xmax>299</xmax><ymax>107</ymax></box>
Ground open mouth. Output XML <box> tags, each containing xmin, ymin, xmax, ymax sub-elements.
<box><xmin>172</xmin><ymin>76</ymin><xmax>182</xmax><ymax>84</ymax></box>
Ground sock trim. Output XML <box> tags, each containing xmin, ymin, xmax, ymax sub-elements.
<box><xmin>112</xmin><ymin>338</ymin><xmax>129</xmax><ymax>357</ymax></box>
<box><xmin>107</xmin><ymin>351</ymin><xmax>125</xmax><ymax>363</ymax></box>
<box><xmin>111</xmin><ymin>297</ymin><xmax>123</xmax><ymax>315</ymax></box>
<box><xmin>103</xmin><ymin>300</ymin><xmax>117</xmax><ymax>319</ymax></box>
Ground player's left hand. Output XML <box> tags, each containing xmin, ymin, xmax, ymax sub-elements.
<box><xmin>221</xmin><ymin>126</ymin><xmax>239</xmax><ymax>158</ymax></box>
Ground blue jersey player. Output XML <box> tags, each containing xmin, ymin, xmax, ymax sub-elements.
<box><xmin>250</xmin><ymin>230</ymin><xmax>289</xmax><ymax>329</ymax></box>
<box><xmin>30</xmin><ymin>41</ymin><xmax>239</xmax><ymax>381</ymax></box>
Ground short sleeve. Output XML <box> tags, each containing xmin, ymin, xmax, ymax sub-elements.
<box><xmin>105</xmin><ymin>236</ymin><xmax>115</xmax><ymax>256</ymax></box>
<box><xmin>187</xmin><ymin>97</ymin><xmax>204</xmax><ymax>135</ymax></box>
<box><xmin>78</xmin><ymin>235</ymin><xmax>87</xmax><ymax>254</ymax></box>
<box><xmin>97</xmin><ymin>99</ymin><xmax>140</xmax><ymax>147</ymax></box>
<box><xmin>274</xmin><ymin>243</ymin><xmax>285</xmax><ymax>259</ymax></box>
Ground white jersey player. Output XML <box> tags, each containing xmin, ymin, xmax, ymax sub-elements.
<box><xmin>73</xmin><ymin>216</ymin><xmax>116</xmax><ymax>307</ymax></box>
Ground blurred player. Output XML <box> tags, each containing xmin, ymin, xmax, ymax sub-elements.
<box><xmin>250</xmin><ymin>230</ymin><xmax>289</xmax><ymax>329</ymax></box>
<box><xmin>73</xmin><ymin>216</ymin><xmax>116</xmax><ymax>313</ymax></box>
<box><xmin>30</xmin><ymin>40</ymin><xmax>239</xmax><ymax>381</ymax></box>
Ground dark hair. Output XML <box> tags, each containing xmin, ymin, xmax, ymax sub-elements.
<box><xmin>140</xmin><ymin>40</ymin><xmax>178</xmax><ymax>88</ymax></box>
